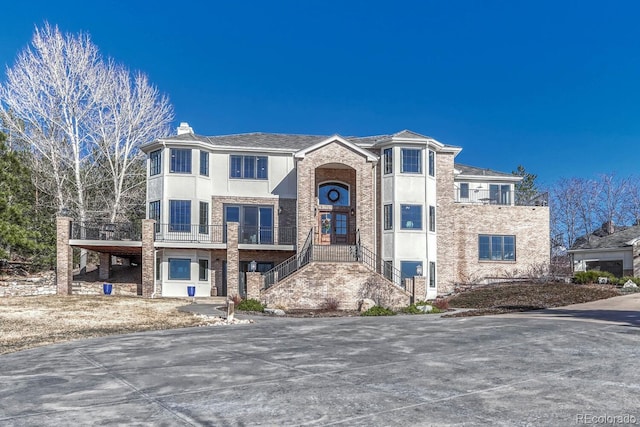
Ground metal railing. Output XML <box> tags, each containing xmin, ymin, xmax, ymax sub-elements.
<box><xmin>71</xmin><ymin>222</ymin><xmax>142</xmax><ymax>241</ymax></box>
<box><xmin>238</xmin><ymin>226</ymin><xmax>296</xmax><ymax>245</ymax></box>
<box><xmin>455</xmin><ymin>189</ymin><xmax>549</xmax><ymax>207</ymax></box>
<box><xmin>155</xmin><ymin>224</ymin><xmax>225</xmax><ymax>243</ymax></box>
<box><xmin>263</xmin><ymin>229</ymin><xmax>313</xmax><ymax>288</ymax></box>
<box><xmin>263</xmin><ymin>228</ymin><xmax>405</xmax><ymax>290</ymax></box>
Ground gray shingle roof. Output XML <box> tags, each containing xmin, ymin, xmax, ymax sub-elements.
<box><xmin>159</xmin><ymin>130</ymin><xmax>456</xmax><ymax>151</ymax></box>
<box><xmin>455</xmin><ymin>163</ymin><xmax>515</xmax><ymax>178</ymax></box>
<box><xmin>571</xmin><ymin>224</ymin><xmax>640</xmax><ymax>250</ymax></box>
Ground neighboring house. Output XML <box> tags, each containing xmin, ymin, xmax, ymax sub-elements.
<box><xmin>569</xmin><ymin>222</ymin><xmax>640</xmax><ymax>277</ymax></box>
<box><xmin>57</xmin><ymin>123</ymin><xmax>550</xmax><ymax>309</ymax></box>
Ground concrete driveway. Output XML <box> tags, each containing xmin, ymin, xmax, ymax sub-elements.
<box><xmin>1</xmin><ymin>295</ymin><xmax>639</xmax><ymax>426</ymax></box>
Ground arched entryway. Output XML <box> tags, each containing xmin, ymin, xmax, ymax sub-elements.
<box><xmin>317</xmin><ymin>181</ymin><xmax>353</xmax><ymax>244</ymax></box>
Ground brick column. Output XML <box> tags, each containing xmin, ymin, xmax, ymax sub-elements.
<box><xmin>246</xmin><ymin>272</ymin><xmax>262</xmax><ymax>300</ymax></box>
<box><xmin>414</xmin><ymin>276</ymin><xmax>427</xmax><ymax>302</ymax></box>
<box><xmin>226</xmin><ymin>222</ymin><xmax>239</xmax><ymax>298</ymax></box>
<box><xmin>141</xmin><ymin>219</ymin><xmax>155</xmax><ymax>298</ymax></box>
<box><xmin>99</xmin><ymin>252</ymin><xmax>111</xmax><ymax>281</ymax></box>
<box><xmin>56</xmin><ymin>217</ymin><xmax>73</xmax><ymax>295</ymax></box>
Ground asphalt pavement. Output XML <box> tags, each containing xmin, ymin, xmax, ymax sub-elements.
<box><xmin>1</xmin><ymin>294</ymin><xmax>639</xmax><ymax>426</ymax></box>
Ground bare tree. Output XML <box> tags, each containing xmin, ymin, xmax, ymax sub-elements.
<box><xmin>1</xmin><ymin>23</ymin><xmax>173</xmax><ymax>224</ymax></box>
<box><xmin>550</xmin><ymin>178</ymin><xmax>582</xmax><ymax>249</ymax></box>
<box><xmin>596</xmin><ymin>173</ymin><xmax>630</xmax><ymax>229</ymax></box>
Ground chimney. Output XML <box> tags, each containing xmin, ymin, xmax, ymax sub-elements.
<box><xmin>177</xmin><ymin>122</ymin><xmax>194</xmax><ymax>135</ymax></box>
<box><xmin>602</xmin><ymin>221</ymin><xmax>614</xmax><ymax>235</ymax></box>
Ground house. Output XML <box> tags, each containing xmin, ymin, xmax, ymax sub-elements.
<box><xmin>56</xmin><ymin>123</ymin><xmax>550</xmax><ymax>309</ymax></box>
<box><xmin>569</xmin><ymin>222</ymin><xmax>640</xmax><ymax>277</ymax></box>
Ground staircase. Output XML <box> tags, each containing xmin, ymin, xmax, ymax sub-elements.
<box><xmin>262</xmin><ymin>228</ymin><xmax>405</xmax><ymax>291</ymax></box>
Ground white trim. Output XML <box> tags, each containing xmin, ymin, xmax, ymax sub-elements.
<box><xmin>294</xmin><ymin>135</ymin><xmax>378</xmax><ymax>162</ymax></box>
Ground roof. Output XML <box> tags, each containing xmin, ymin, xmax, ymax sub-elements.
<box><xmin>570</xmin><ymin>224</ymin><xmax>640</xmax><ymax>251</ymax></box>
<box><xmin>149</xmin><ymin>130</ymin><xmax>460</xmax><ymax>152</ymax></box>
<box><xmin>454</xmin><ymin>163</ymin><xmax>517</xmax><ymax>178</ymax></box>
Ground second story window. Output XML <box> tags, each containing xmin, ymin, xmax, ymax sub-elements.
<box><xmin>170</xmin><ymin>148</ymin><xmax>192</xmax><ymax>173</ymax></box>
<box><xmin>459</xmin><ymin>183</ymin><xmax>469</xmax><ymax>199</ymax></box>
<box><xmin>384</xmin><ymin>204</ymin><xmax>393</xmax><ymax>230</ymax></box>
<box><xmin>383</xmin><ymin>148</ymin><xmax>393</xmax><ymax>174</ymax></box>
<box><xmin>169</xmin><ymin>200</ymin><xmax>191</xmax><ymax>232</ymax></box>
<box><xmin>230</xmin><ymin>155</ymin><xmax>268</xmax><ymax>179</ymax></box>
<box><xmin>428</xmin><ymin>150</ymin><xmax>435</xmax><ymax>177</ymax></box>
<box><xmin>401</xmin><ymin>148</ymin><xmax>422</xmax><ymax>173</ymax></box>
<box><xmin>150</xmin><ymin>150</ymin><xmax>161</xmax><ymax>176</ymax></box>
<box><xmin>200</xmin><ymin>151</ymin><xmax>209</xmax><ymax>176</ymax></box>
<box><xmin>149</xmin><ymin>200</ymin><xmax>160</xmax><ymax>233</ymax></box>
<box><xmin>429</xmin><ymin>205</ymin><xmax>436</xmax><ymax>232</ymax></box>
<box><xmin>400</xmin><ymin>204</ymin><xmax>422</xmax><ymax>229</ymax></box>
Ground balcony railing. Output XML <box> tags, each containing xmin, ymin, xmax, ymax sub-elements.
<box><xmin>155</xmin><ymin>224</ymin><xmax>226</xmax><ymax>243</ymax></box>
<box><xmin>455</xmin><ymin>189</ymin><xmax>549</xmax><ymax>207</ymax></box>
<box><xmin>71</xmin><ymin>222</ymin><xmax>142</xmax><ymax>241</ymax></box>
<box><xmin>237</xmin><ymin>226</ymin><xmax>296</xmax><ymax>245</ymax></box>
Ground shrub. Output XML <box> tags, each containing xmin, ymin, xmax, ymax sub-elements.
<box><xmin>236</xmin><ymin>298</ymin><xmax>264</xmax><ymax>312</ymax></box>
<box><xmin>574</xmin><ymin>270</ymin><xmax>616</xmax><ymax>284</ymax></box>
<box><xmin>361</xmin><ymin>305</ymin><xmax>396</xmax><ymax>316</ymax></box>
<box><xmin>402</xmin><ymin>303</ymin><xmax>443</xmax><ymax>314</ymax></box>
<box><xmin>230</xmin><ymin>294</ymin><xmax>242</xmax><ymax>306</ymax></box>
<box><xmin>432</xmin><ymin>298</ymin><xmax>449</xmax><ymax>310</ymax></box>
<box><xmin>321</xmin><ymin>297</ymin><xmax>340</xmax><ymax>311</ymax></box>
<box><xmin>401</xmin><ymin>304</ymin><xmax>423</xmax><ymax>314</ymax></box>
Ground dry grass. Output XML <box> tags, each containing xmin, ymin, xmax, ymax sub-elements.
<box><xmin>0</xmin><ymin>295</ymin><xmax>221</xmax><ymax>355</ymax></box>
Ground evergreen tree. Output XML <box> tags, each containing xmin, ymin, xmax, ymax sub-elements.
<box><xmin>512</xmin><ymin>165</ymin><xmax>539</xmax><ymax>205</ymax></box>
<box><xmin>0</xmin><ymin>131</ymin><xmax>55</xmax><ymax>266</ymax></box>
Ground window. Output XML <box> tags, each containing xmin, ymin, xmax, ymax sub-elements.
<box><xmin>170</xmin><ymin>148</ymin><xmax>191</xmax><ymax>173</ymax></box>
<box><xmin>224</xmin><ymin>205</ymin><xmax>274</xmax><ymax>244</ymax></box>
<box><xmin>383</xmin><ymin>148</ymin><xmax>393</xmax><ymax>174</ymax></box>
<box><xmin>401</xmin><ymin>148</ymin><xmax>421</xmax><ymax>173</ymax></box>
<box><xmin>384</xmin><ymin>204</ymin><xmax>393</xmax><ymax>230</ymax></box>
<box><xmin>400</xmin><ymin>261</ymin><xmax>423</xmax><ymax>280</ymax></box>
<box><xmin>199</xmin><ymin>259</ymin><xmax>209</xmax><ymax>281</ymax></box>
<box><xmin>400</xmin><ymin>204</ymin><xmax>422</xmax><ymax>229</ymax></box>
<box><xmin>490</xmin><ymin>184</ymin><xmax>511</xmax><ymax>205</ymax></box>
<box><xmin>230</xmin><ymin>155</ymin><xmax>268</xmax><ymax>179</ymax></box>
<box><xmin>168</xmin><ymin>258</ymin><xmax>190</xmax><ymax>280</ymax></box>
<box><xmin>429</xmin><ymin>205</ymin><xmax>436</xmax><ymax>232</ymax></box>
<box><xmin>150</xmin><ymin>150</ymin><xmax>161</xmax><ymax>176</ymax></box>
<box><xmin>479</xmin><ymin>235</ymin><xmax>516</xmax><ymax>261</ymax></box>
<box><xmin>318</xmin><ymin>182</ymin><xmax>349</xmax><ymax>206</ymax></box>
<box><xmin>460</xmin><ymin>183</ymin><xmax>469</xmax><ymax>199</ymax></box>
<box><xmin>199</xmin><ymin>202</ymin><xmax>209</xmax><ymax>234</ymax></box>
<box><xmin>429</xmin><ymin>262</ymin><xmax>436</xmax><ymax>288</ymax></box>
<box><xmin>149</xmin><ymin>200</ymin><xmax>160</xmax><ymax>233</ymax></box>
<box><xmin>169</xmin><ymin>200</ymin><xmax>191</xmax><ymax>232</ymax></box>
<box><xmin>155</xmin><ymin>256</ymin><xmax>161</xmax><ymax>280</ymax></box>
<box><xmin>200</xmin><ymin>151</ymin><xmax>209</xmax><ymax>176</ymax></box>
<box><xmin>428</xmin><ymin>150</ymin><xmax>435</xmax><ymax>177</ymax></box>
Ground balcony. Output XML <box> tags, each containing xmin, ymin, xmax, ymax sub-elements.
<box><xmin>155</xmin><ymin>224</ymin><xmax>226</xmax><ymax>243</ymax></box>
<box><xmin>455</xmin><ymin>189</ymin><xmax>548</xmax><ymax>207</ymax></box>
<box><xmin>71</xmin><ymin>222</ymin><xmax>142</xmax><ymax>241</ymax></box>
<box><xmin>238</xmin><ymin>225</ymin><xmax>296</xmax><ymax>246</ymax></box>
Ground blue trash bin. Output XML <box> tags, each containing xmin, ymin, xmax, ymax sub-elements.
<box><xmin>187</xmin><ymin>286</ymin><xmax>196</xmax><ymax>297</ymax></box>
<box><xmin>103</xmin><ymin>283</ymin><xmax>113</xmax><ymax>295</ymax></box>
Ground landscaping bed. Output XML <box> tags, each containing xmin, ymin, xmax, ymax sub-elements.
<box><xmin>443</xmin><ymin>282</ymin><xmax>621</xmax><ymax>317</ymax></box>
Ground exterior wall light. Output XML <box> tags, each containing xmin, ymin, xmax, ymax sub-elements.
<box><xmin>249</xmin><ymin>260</ymin><xmax>257</xmax><ymax>272</ymax></box>
<box><xmin>416</xmin><ymin>264</ymin><xmax>423</xmax><ymax>276</ymax></box>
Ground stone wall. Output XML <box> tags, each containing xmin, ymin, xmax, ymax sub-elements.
<box><xmin>71</xmin><ymin>281</ymin><xmax>139</xmax><ymax>296</ymax></box>
<box><xmin>0</xmin><ymin>272</ymin><xmax>56</xmax><ymax>297</ymax></box>
<box><xmin>261</xmin><ymin>262</ymin><xmax>410</xmax><ymax>310</ymax></box>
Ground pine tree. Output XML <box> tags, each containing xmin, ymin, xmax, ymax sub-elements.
<box><xmin>512</xmin><ymin>165</ymin><xmax>539</xmax><ymax>205</ymax></box>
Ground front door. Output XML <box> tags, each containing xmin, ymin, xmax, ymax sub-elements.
<box><xmin>319</xmin><ymin>212</ymin><xmax>349</xmax><ymax>244</ymax></box>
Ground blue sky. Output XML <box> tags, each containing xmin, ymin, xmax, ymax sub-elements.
<box><xmin>1</xmin><ymin>1</ymin><xmax>639</xmax><ymax>187</ymax></box>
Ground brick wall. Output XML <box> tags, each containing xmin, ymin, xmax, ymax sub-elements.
<box><xmin>261</xmin><ymin>262</ymin><xmax>410</xmax><ymax>310</ymax></box>
<box><xmin>211</xmin><ymin>196</ymin><xmax>296</xmax><ymax>232</ymax></box>
<box><xmin>448</xmin><ymin>204</ymin><xmax>550</xmax><ymax>289</ymax></box>
<box><xmin>296</xmin><ymin>141</ymin><xmax>377</xmax><ymax>252</ymax></box>
<box><xmin>435</xmin><ymin>152</ymin><xmax>457</xmax><ymax>292</ymax></box>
